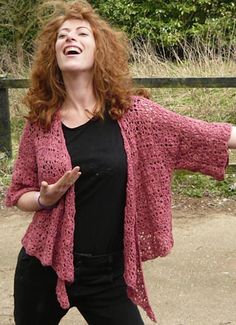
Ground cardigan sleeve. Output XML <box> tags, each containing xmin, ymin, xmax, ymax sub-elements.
<box><xmin>173</xmin><ymin>114</ymin><xmax>232</xmax><ymax>180</ymax></box>
<box><xmin>152</xmin><ymin>101</ymin><xmax>232</xmax><ymax>180</ymax></box>
<box><xmin>5</xmin><ymin>121</ymin><xmax>39</xmax><ymax>206</ymax></box>
<box><xmin>136</xmin><ymin>97</ymin><xmax>232</xmax><ymax>181</ymax></box>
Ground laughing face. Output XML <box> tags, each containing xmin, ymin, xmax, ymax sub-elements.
<box><xmin>55</xmin><ymin>19</ymin><xmax>96</xmax><ymax>75</ymax></box>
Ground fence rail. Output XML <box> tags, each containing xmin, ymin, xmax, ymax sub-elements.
<box><xmin>1</xmin><ymin>77</ymin><xmax>236</xmax><ymax>89</ymax></box>
<box><xmin>1</xmin><ymin>77</ymin><xmax>236</xmax><ymax>174</ymax></box>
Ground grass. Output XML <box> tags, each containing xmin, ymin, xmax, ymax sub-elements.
<box><xmin>130</xmin><ymin>39</ymin><xmax>236</xmax><ymax>123</ymax></box>
<box><xmin>1</xmin><ymin>36</ymin><xmax>236</xmax><ymax>199</ymax></box>
<box><xmin>173</xmin><ymin>171</ymin><xmax>236</xmax><ymax>198</ymax></box>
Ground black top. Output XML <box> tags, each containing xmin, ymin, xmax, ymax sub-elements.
<box><xmin>62</xmin><ymin>112</ymin><xmax>127</xmax><ymax>255</ymax></box>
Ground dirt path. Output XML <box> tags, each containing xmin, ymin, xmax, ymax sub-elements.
<box><xmin>0</xmin><ymin>197</ymin><xmax>236</xmax><ymax>325</ymax></box>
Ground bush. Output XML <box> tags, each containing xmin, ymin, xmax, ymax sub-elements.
<box><xmin>0</xmin><ymin>0</ymin><xmax>235</xmax><ymax>64</ymax></box>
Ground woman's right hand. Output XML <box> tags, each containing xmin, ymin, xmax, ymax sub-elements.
<box><xmin>39</xmin><ymin>166</ymin><xmax>81</xmax><ymax>207</ymax></box>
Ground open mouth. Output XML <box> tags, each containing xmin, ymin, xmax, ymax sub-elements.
<box><xmin>64</xmin><ymin>46</ymin><xmax>82</xmax><ymax>56</ymax></box>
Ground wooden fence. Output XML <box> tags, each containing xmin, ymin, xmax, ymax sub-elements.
<box><xmin>1</xmin><ymin>77</ymin><xmax>236</xmax><ymax>172</ymax></box>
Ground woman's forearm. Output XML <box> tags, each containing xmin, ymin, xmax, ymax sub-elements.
<box><xmin>16</xmin><ymin>191</ymin><xmax>41</xmax><ymax>212</ymax></box>
<box><xmin>228</xmin><ymin>126</ymin><xmax>236</xmax><ymax>149</ymax></box>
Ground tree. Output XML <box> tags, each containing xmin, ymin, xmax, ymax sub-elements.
<box><xmin>0</xmin><ymin>0</ymin><xmax>235</xmax><ymax>65</ymax></box>
<box><xmin>90</xmin><ymin>0</ymin><xmax>236</xmax><ymax>47</ymax></box>
<box><xmin>0</xmin><ymin>0</ymin><xmax>41</xmax><ymax>65</ymax></box>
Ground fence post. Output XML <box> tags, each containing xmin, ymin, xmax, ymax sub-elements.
<box><xmin>0</xmin><ymin>82</ymin><xmax>12</xmax><ymax>158</ymax></box>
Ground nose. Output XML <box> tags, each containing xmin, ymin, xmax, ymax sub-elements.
<box><xmin>66</xmin><ymin>32</ymin><xmax>77</xmax><ymax>42</ymax></box>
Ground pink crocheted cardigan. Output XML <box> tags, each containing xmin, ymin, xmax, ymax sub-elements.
<box><xmin>5</xmin><ymin>96</ymin><xmax>231</xmax><ymax>322</ymax></box>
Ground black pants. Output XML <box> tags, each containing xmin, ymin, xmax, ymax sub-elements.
<box><xmin>14</xmin><ymin>247</ymin><xmax>144</xmax><ymax>325</ymax></box>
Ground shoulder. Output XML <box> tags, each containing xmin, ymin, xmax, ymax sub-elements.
<box><xmin>23</xmin><ymin>112</ymin><xmax>60</xmax><ymax>136</ymax></box>
<box><xmin>129</xmin><ymin>95</ymin><xmax>161</xmax><ymax>112</ymax></box>
<box><xmin>123</xmin><ymin>95</ymin><xmax>178</xmax><ymax>124</ymax></box>
<box><xmin>121</xmin><ymin>96</ymin><xmax>199</xmax><ymax>136</ymax></box>
<box><xmin>21</xmin><ymin>120</ymin><xmax>38</xmax><ymax>139</ymax></box>
<box><xmin>123</xmin><ymin>96</ymin><xmax>159</xmax><ymax>121</ymax></box>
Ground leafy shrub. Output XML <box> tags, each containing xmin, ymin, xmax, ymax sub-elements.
<box><xmin>0</xmin><ymin>0</ymin><xmax>235</xmax><ymax>64</ymax></box>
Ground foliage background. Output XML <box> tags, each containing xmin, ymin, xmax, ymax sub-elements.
<box><xmin>0</xmin><ymin>0</ymin><xmax>235</xmax><ymax>66</ymax></box>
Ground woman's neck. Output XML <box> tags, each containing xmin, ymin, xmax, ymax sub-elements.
<box><xmin>62</xmin><ymin>72</ymin><xmax>97</xmax><ymax>114</ymax></box>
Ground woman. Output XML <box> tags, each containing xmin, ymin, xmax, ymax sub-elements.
<box><xmin>5</xmin><ymin>1</ymin><xmax>236</xmax><ymax>324</ymax></box>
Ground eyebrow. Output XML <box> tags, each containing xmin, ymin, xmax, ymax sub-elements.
<box><xmin>58</xmin><ymin>26</ymin><xmax>91</xmax><ymax>33</ymax></box>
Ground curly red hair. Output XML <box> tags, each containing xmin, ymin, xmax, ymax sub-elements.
<box><xmin>24</xmin><ymin>0</ymin><xmax>149</xmax><ymax>129</ymax></box>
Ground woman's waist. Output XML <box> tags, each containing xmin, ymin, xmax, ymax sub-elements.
<box><xmin>73</xmin><ymin>250</ymin><xmax>124</xmax><ymax>266</ymax></box>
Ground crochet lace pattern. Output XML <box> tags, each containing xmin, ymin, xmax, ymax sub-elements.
<box><xmin>5</xmin><ymin>96</ymin><xmax>231</xmax><ymax>322</ymax></box>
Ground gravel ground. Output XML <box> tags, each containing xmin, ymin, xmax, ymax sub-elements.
<box><xmin>0</xmin><ymin>198</ymin><xmax>236</xmax><ymax>325</ymax></box>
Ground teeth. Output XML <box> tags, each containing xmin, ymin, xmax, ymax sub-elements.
<box><xmin>64</xmin><ymin>46</ymin><xmax>82</xmax><ymax>55</ymax></box>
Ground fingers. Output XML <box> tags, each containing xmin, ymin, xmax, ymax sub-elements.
<box><xmin>66</xmin><ymin>166</ymin><xmax>81</xmax><ymax>185</ymax></box>
<box><xmin>40</xmin><ymin>167</ymin><xmax>81</xmax><ymax>203</ymax></box>
<box><xmin>38</xmin><ymin>167</ymin><xmax>81</xmax><ymax>206</ymax></box>
<box><xmin>56</xmin><ymin>166</ymin><xmax>81</xmax><ymax>190</ymax></box>
<box><xmin>40</xmin><ymin>181</ymin><xmax>48</xmax><ymax>195</ymax></box>
<box><xmin>70</xmin><ymin>166</ymin><xmax>81</xmax><ymax>180</ymax></box>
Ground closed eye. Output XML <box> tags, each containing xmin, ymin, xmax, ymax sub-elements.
<box><xmin>58</xmin><ymin>34</ymin><xmax>67</xmax><ymax>39</ymax></box>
